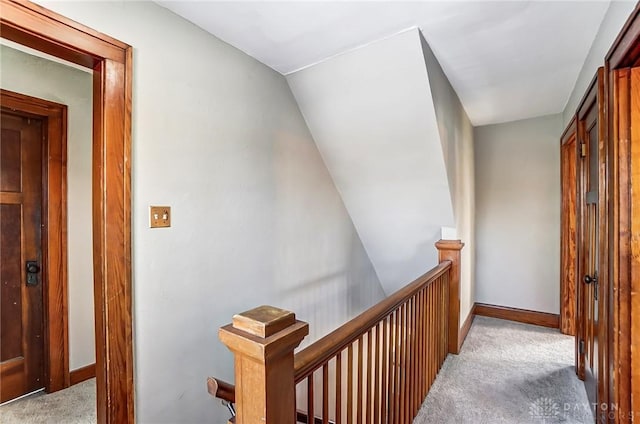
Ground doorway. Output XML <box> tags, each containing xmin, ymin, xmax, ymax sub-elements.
<box><xmin>0</xmin><ymin>2</ymin><xmax>133</xmax><ymax>422</ymax></box>
<box><xmin>0</xmin><ymin>90</ymin><xmax>70</xmax><ymax>402</ymax></box>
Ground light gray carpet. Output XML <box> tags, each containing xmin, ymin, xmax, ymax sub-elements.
<box><xmin>414</xmin><ymin>316</ymin><xmax>592</xmax><ymax>424</ymax></box>
<box><xmin>0</xmin><ymin>378</ymin><xmax>96</xmax><ymax>424</ymax></box>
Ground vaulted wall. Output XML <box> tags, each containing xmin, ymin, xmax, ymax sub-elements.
<box><xmin>287</xmin><ymin>29</ymin><xmax>460</xmax><ymax>295</ymax></box>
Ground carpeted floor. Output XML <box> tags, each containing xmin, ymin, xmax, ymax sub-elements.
<box><xmin>414</xmin><ymin>316</ymin><xmax>592</xmax><ymax>424</ymax></box>
<box><xmin>0</xmin><ymin>378</ymin><xmax>96</xmax><ymax>424</ymax></box>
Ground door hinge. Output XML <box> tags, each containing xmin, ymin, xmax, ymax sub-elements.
<box><xmin>580</xmin><ymin>143</ymin><xmax>587</xmax><ymax>158</ymax></box>
<box><xmin>579</xmin><ymin>339</ymin><xmax>585</xmax><ymax>355</ymax></box>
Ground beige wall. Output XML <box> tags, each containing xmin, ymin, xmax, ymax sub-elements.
<box><xmin>474</xmin><ymin>114</ymin><xmax>562</xmax><ymax>314</ymax></box>
<box><xmin>420</xmin><ymin>32</ymin><xmax>476</xmax><ymax>324</ymax></box>
<box><xmin>35</xmin><ymin>2</ymin><xmax>386</xmax><ymax>423</ymax></box>
<box><xmin>0</xmin><ymin>44</ymin><xmax>95</xmax><ymax>371</ymax></box>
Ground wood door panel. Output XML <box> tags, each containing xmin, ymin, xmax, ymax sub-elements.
<box><xmin>1</xmin><ymin>204</ymin><xmax>23</xmax><ymax>361</ymax></box>
<box><xmin>0</xmin><ymin>127</ymin><xmax>21</xmax><ymax>192</ymax></box>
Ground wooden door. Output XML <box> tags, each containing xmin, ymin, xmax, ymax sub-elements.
<box><xmin>0</xmin><ymin>110</ymin><xmax>45</xmax><ymax>403</ymax></box>
<box><xmin>577</xmin><ymin>72</ymin><xmax>603</xmax><ymax>411</ymax></box>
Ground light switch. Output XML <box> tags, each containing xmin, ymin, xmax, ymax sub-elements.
<box><xmin>150</xmin><ymin>206</ymin><xmax>171</xmax><ymax>228</ymax></box>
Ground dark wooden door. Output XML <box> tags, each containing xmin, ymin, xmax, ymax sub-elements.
<box><xmin>0</xmin><ymin>110</ymin><xmax>45</xmax><ymax>403</ymax></box>
<box><xmin>577</xmin><ymin>84</ymin><xmax>600</xmax><ymax>410</ymax></box>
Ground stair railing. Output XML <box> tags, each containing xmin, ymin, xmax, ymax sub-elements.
<box><xmin>212</xmin><ymin>239</ymin><xmax>463</xmax><ymax>424</ymax></box>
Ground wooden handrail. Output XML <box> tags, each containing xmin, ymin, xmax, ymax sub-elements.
<box><xmin>293</xmin><ymin>261</ymin><xmax>451</xmax><ymax>382</ymax></box>
<box><xmin>207</xmin><ymin>377</ymin><xmax>235</xmax><ymax>403</ymax></box>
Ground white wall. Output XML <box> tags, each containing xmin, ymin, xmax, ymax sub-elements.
<box><xmin>563</xmin><ymin>1</ymin><xmax>636</xmax><ymax>124</ymax></box>
<box><xmin>287</xmin><ymin>29</ymin><xmax>455</xmax><ymax>295</ymax></box>
<box><xmin>0</xmin><ymin>44</ymin><xmax>95</xmax><ymax>371</ymax></box>
<box><xmin>474</xmin><ymin>114</ymin><xmax>562</xmax><ymax>314</ymax></box>
<box><xmin>35</xmin><ymin>2</ymin><xmax>385</xmax><ymax>423</ymax></box>
<box><xmin>419</xmin><ymin>33</ymin><xmax>476</xmax><ymax>323</ymax></box>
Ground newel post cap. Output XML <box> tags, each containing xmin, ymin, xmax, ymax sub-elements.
<box><xmin>435</xmin><ymin>239</ymin><xmax>464</xmax><ymax>251</ymax></box>
<box><xmin>219</xmin><ymin>305</ymin><xmax>309</xmax><ymax>362</ymax></box>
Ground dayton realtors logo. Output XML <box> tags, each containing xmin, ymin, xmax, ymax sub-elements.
<box><xmin>529</xmin><ymin>397</ymin><xmax>560</xmax><ymax>422</ymax></box>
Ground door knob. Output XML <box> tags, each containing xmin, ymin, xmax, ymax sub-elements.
<box><xmin>584</xmin><ymin>274</ymin><xmax>597</xmax><ymax>284</ymax></box>
<box><xmin>26</xmin><ymin>260</ymin><xmax>40</xmax><ymax>286</ymax></box>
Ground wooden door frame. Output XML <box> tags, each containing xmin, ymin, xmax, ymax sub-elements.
<box><xmin>574</xmin><ymin>70</ymin><xmax>607</xmax><ymax>412</ymax></box>
<box><xmin>606</xmin><ymin>4</ymin><xmax>640</xmax><ymax>421</ymax></box>
<box><xmin>560</xmin><ymin>116</ymin><xmax>578</xmax><ymax>339</ymax></box>
<box><xmin>0</xmin><ymin>1</ymin><xmax>134</xmax><ymax>423</ymax></box>
<box><xmin>1</xmin><ymin>89</ymin><xmax>69</xmax><ymax>393</ymax></box>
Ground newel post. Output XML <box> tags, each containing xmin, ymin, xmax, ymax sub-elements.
<box><xmin>435</xmin><ymin>239</ymin><xmax>464</xmax><ymax>354</ymax></box>
<box><xmin>219</xmin><ymin>305</ymin><xmax>309</xmax><ymax>424</ymax></box>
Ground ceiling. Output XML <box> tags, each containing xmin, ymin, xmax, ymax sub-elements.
<box><xmin>158</xmin><ymin>1</ymin><xmax>612</xmax><ymax>126</ymax></box>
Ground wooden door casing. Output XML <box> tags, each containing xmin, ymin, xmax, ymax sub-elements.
<box><xmin>560</xmin><ymin>118</ymin><xmax>578</xmax><ymax>338</ymax></box>
<box><xmin>606</xmin><ymin>5</ymin><xmax>640</xmax><ymax>421</ymax></box>
<box><xmin>0</xmin><ymin>2</ymin><xmax>134</xmax><ymax>422</ymax></box>
<box><xmin>576</xmin><ymin>68</ymin><xmax>608</xmax><ymax>418</ymax></box>
<box><xmin>0</xmin><ymin>111</ymin><xmax>45</xmax><ymax>402</ymax></box>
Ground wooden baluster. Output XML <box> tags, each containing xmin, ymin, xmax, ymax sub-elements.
<box><xmin>432</xmin><ymin>283</ymin><xmax>437</xmax><ymax>382</ymax></box>
<box><xmin>441</xmin><ymin>275</ymin><xmax>446</xmax><ymax>365</ymax></box>
<box><xmin>408</xmin><ymin>301</ymin><xmax>413</xmax><ymax>420</ymax></box>
<box><xmin>397</xmin><ymin>308</ymin><xmax>401</xmax><ymax>424</ymax></box>
<box><xmin>322</xmin><ymin>364</ymin><xmax>329</xmax><ymax>424</ymax></box>
<box><xmin>348</xmin><ymin>344</ymin><xmax>353</xmax><ymax>424</ymax></box>
<box><xmin>381</xmin><ymin>317</ymin><xmax>388</xmax><ymax>424</ymax></box>
<box><xmin>399</xmin><ymin>304</ymin><xmax>406</xmax><ymax>424</ymax></box>
<box><xmin>219</xmin><ymin>305</ymin><xmax>308</xmax><ymax>424</ymax></box>
<box><xmin>308</xmin><ymin>374</ymin><xmax>315</xmax><ymax>424</ymax></box>
<box><xmin>410</xmin><ymin>294</ymin><xmax>420</xmax><ymax>417</ymax></box>
<box><xmin>420</xmin><ymin>289</ymin><xmax>429</xmax><ymax>398</ymax></box>
<box><xmin>416</xmin><ymin>290</ymin><xmax>424</xmax><ymax>403</ymax></box>
<box><xmin>373</xmin><ymin>322</ymin><xmax>380</xmax><ymax>424</ymax></box>
<box><xmin>357</xmin><ymin>336</ymin><xmax>364</xmax><ymax>424</ymax></box>
<box><xmin>389</xmin><ymin>310</ymin><xmax>397</xmax><ymax>424</ymax></box>
<box><xmin>439</xmin><ymin>276</ymin><xmax>444</xmax><ymax>365</ymax></box>
<box><xmin>366</xmin><ymin>329</ymin><xmax>373</xmax><ymax>424</ymax></box>
<box><xmin>429</xmin><ymin>284</ymin><xmax>435</xmax><ymax>388</ymax></box>
<box><xmin>336</xmin><ymin>352</ymin><xmax>342</xmax><ymax>424</ymax></box>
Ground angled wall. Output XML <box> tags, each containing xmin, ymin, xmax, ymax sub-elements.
<box><xmin>419</xmin><ymin>34</ymin><xmax>476</xmax><ymax>323</ymax></box>
<box><xmin>287</xmin><ymin>29</ymin><xmax>455</xmax><ymax>295</ymax></box>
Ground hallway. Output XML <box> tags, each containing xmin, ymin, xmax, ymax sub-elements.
<box><xmin>414</xmin><ymin>317</ymin><xmax>591</xmax><ymax>423</ymax></box>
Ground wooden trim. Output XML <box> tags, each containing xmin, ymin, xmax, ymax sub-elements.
<box><xmin>606</xmin><ymin>4</ymin><xmax>640</xmax><ymax>69</ymax></box>
<box><xmin>70</xmin><ymin>363</ymin><xmax>96</xmax><ymax>386</ymax></box>
<box><xmin>596</xmin><ymin>66</ymin><xmax>610</xmax><ymax>421</ymax></box>
<box><xmin>577</xmin><ymin>72</ymin><xmax>599</xmax><ymax>119</ymax></box>
<box><xmin>560</xmin><ymin>117</ymin><xmax>578</xmax><ymax>336</ymax></box>
<box><xmin>435</xmin><ymin>239</ymin><xmax>464</xmax><ymax>354</ymax></box>
<box><xmin>474</xmin><ymin>303</ymin><xmax>560</xmax><ymax>329</ymax></box>
<box><xmin>561</xmin><ymin>116</ymin><xmax>577</xmax><ymax>145</ymax></box>
<box><xmin>0</xmin><ymin>89</ymin><xmax>70</xmax><ymax>394</ymax></box>
<box><xmin>1</xmin><ymin>2</ymin><xmax>134</xmax><ymax>423</ymax></box>
<box><xmin>457</xmin><ymin>308</ymin><xmax>475</xmax><ymax>351</ymax></box>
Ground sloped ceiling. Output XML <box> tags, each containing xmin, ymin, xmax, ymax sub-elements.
<box><xmin>158</xmin><ymin>1</ymin><xmax>611</xmax><ymax>125</ymax></box>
